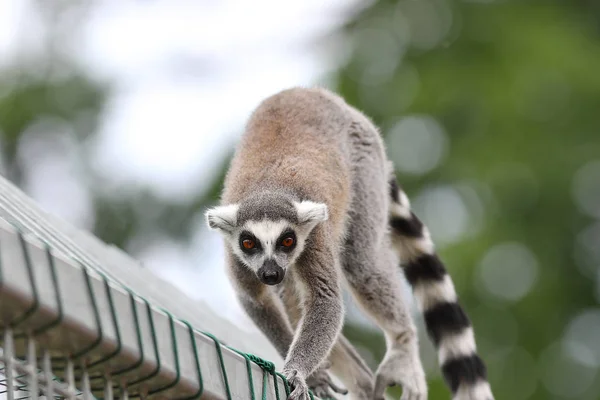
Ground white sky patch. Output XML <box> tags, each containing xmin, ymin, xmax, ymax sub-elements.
<box><xmin>77</xmin><ymin>0</ymin><xmax>364</xmax><ymax>201</ymax></box>
<box><xmin>79</xmin><ymin>0</ymin><xmax>363</xmax><ymax>81</ymax></box>
<box><xmin>0</xmin><ymin>0</ymin><xmax>21</xmax><ymax>64</ymax></box>
<box><xmin>89</xmin><ymin>54</ymin><xmax>330</xmax><ymax>200</ymax></box>
<box><xmin>0</xmin><ymin>0</ymin><xmax>46</xmax><ymax>69</ymax></box>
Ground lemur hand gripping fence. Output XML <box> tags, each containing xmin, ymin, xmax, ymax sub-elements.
<box><xmin>0</xmin><ymin>174</ymin><xmax>317</xmax><ymax>400</ymax></box>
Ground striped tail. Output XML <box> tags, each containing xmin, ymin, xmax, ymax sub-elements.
<box><xmin>388</xmin><ymin>178</ymin><xmax>494</xmax><ymax>400</ymax></box>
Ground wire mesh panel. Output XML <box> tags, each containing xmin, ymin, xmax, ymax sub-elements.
<box><xmin>1</xmin><ymin>330</ymin><xmax>96</xmax><ymax>399</ymax></box>
<box><xmin>0</xmin><ymin>175</ymin><xmax>296</xmax><ymax>399</ymax></box>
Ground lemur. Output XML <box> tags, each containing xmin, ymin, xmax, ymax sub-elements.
<box><xmin>206</xmin><ymin>87</ymin><xmax>493</xmax><ymax>400</ymax></box>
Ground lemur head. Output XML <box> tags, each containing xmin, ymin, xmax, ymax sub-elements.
<box><xmin>205</xmin><ymin>192</ymin><xmax>328</xmax><ymax>286</ymax></box>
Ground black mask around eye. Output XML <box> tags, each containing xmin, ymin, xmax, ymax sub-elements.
<box><xmin>239</xmin><ymin>231</ymin><xmax>262</xmax><ymax>254</ymax></box>
<box><xmin>276</xmin><ymin>230</ymin><xmax>297</xmax><ymax>253</ymax></box>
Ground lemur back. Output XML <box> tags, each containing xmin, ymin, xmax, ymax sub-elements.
<box><xmin>207</xmin><ymin>87</ymin><xmax>493</xmax><ymax>400</ymax></box>
<box><xmin>222</xmin><ymin>88</ymin><xmax>355</xmax><ymax>241</ymax></box>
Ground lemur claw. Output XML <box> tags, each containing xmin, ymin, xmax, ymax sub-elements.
<box><xmin>285</xmin><ymin>369</ymin><xmax>310</xmax><ymax>400</ymax></box>
<box><xmin>306</xmin><ymin>366</ymin><xmax>348</xmax><ymax>399</ymax></box>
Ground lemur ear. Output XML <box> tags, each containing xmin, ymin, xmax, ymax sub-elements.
<box><xmin>205</xmin><ymin>204</ymin><xmax>239</xmax><ymax>233</ymax></box>
<box><xmin>294</xmin><ymin>201</ymin><xmax>329</xmax><ymax>227</ymax></box>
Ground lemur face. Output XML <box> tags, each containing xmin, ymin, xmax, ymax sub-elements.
<box><xmin>205</xmin><ymin>196</ymin><xmax>328</xmax><ymax>285</ymax></box>
<box><xmin>234</xmin><ymin>220</ymin><xmax>300</xmax><ymax>285</ymax></box>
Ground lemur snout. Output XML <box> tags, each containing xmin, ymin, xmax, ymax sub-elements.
<box><xmin>258</xmin><ymin>259</ymin><xmax>284</xmax><ymax>285</ymax></box>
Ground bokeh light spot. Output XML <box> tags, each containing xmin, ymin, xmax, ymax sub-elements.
<box><xmin>413</xmin><ymin>185</ymin><xmax>469</xmax><ymax>246</ymax></box>
<box><xmin>573</xmin><ymin>222</ymin><xmax>600</xmax><ymax>279</ymax></box>
<box><xmin>539</xmin><ymin>341</ymin><xmax>597</xmax><ymax>398</ymax></box>
<box><xmin>563</xmin><ymin>309</ymin><xmax>600</xmax><ymax>367</ymax></box>
<box><xmin>395</xmin><ymin>0</ymin><xmax>453</xmax><ymax>50</ymax></box>
<box><xmin>572</xmin><ymin>160</ymin><xmax>600</xmax><ymax>219</ymax></box>
<box><xmin>477</xmin><ymin>242</ymin><xmax>539</xmax><ymax>302</ymax></box>
<box><xmin>387</xmin><ymin>115</ymin><xmax>448</xmax><ymax>175</ymax></box>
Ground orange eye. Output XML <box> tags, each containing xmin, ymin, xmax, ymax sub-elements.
<box><xmin>282</xmin><ymin>237</ymin><xmax>295</xmax><ymax>247</ymax></box>
<box><xmin>242</xmin><ymin>239</ymin><xmax>255</xmax><ymax>249</ymax></box>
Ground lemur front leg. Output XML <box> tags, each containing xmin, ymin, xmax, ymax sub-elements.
<box><xmin>239</xmin><ymin>283</ymin><xmax>344</xmax><ymax>399</ymax></box>
<box><xmin>279</xmin><ymin>273</ymin><xmax>350</xmax><ymax>399</ymax></box>
<box><xmin>284</xmin><ymin>236</ymin><xmax>345</xmax><ymax>400</ymax></box>
<box><xmin>229</xmin><ymin>251</ymin><xmax>344</xmax><ymax>400</ymax></box>
<box><xmin>229</xmin><ymin>256</ymin><xmax>296</xmax><ymax>359</ymax></box>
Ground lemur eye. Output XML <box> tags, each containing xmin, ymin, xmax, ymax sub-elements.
<box><xmin>239</xmin><ymin>231</ymin><xmax>260</xmax><ymax>253</ymax></box>
<box><xmin>278</xmin><ymin>231</ymin><xmax>296</xmax><ymax>252</ymax></box>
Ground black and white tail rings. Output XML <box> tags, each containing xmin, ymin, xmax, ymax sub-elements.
<box><xmin>389</xmin><ymin>179</ymin><xmax>494</xmax><ymax>400</ymax></box>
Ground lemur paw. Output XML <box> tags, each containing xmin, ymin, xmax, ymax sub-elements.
<box><xmin>284</xmin><ymin>369</ymin><xmax>311</xmax><ymax>400</ymax></box>
<box><xmin>373</xmin><ymin>348</ymin><xmax>427</xmax><ymax>400</ymax></box>
<box><xmin>306</xmin><ymin>367</ymin><xmax>348</xmax><ymax>399</ymax></box>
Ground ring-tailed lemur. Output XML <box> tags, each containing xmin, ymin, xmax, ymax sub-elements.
<box><xmin>206</xmin><ymin>87</ymin><xmax>493</xmax><ymax>400</ymax></box>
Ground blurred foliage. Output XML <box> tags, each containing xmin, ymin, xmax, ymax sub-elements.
<box><xmin>1</xmin><ymin>0</ymin><xmax>600</xmax><ymax>399</ymax></box>
<box><xmin>0</xmin><ymin>73</ymin><xmax>106</xmax><ymax>181</ymax></box>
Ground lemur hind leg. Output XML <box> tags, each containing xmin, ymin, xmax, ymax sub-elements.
<box><xmin>341</xmin><ymin>181</ymin><xmax>427</xmax><ymax>400</ymax></box>
<box><xmin>328</xmin><ymin>335</ymin><xmax>374</xmax><ymax>400</ymax></box>
<box><xmin>342</xmin><ymin>233</ymin><xmax>427</xmax><ymax>400</ymax></box>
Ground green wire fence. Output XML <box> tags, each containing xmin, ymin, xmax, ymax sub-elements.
<box><xmin>0</xmin><ymin>175</ymin><xmax>313</xmax><ymax>399</ymax></box>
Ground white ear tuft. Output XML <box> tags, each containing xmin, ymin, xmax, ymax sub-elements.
<box><xmin>205</xmin><ymin>204</ymin><xmax>239</xmax><ymax>233</ymax></box>
<box><xmin>295</xmin><ymin>200</ymin><xmax>328</xmax><ymax>226</ymax></box>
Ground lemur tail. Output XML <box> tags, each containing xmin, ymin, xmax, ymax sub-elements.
<box><xmin>388</xmin><ymin>177</ymin><xmax>494</xmax><ymax>400</ymax></box>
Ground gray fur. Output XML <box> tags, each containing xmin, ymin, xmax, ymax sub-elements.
<box><xmin>237</xmin><ymin>190</ymin><xmax>299</xmax><ymax>225</ymax></box>
<box><xmin>207</xmin><ymin>87</ymin><xmax>425</xmax><ymax>400</ymax></box>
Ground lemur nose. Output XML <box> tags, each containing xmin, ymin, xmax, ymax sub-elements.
<box><xmin>258</xmin><ymin>260</ymin><xmax>284</xmax><ymax>285</ymax></box>
<box><xmin>261</xmin><ymin>269</ymin><xmax>281</xmax><ymax>285</ymax></box>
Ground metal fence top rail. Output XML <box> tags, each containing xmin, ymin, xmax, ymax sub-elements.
<box><xmin>0</xmin><ymin>174</ymin><xmax>297</xmax><ymax>400</ymax></box>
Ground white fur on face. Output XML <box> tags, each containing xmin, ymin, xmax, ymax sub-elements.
<box><xmin>230</xmin><ymin>219</ymin><xmax>310</xmax><ymax>274</ymax></box>
<box><xmin>245</xmin><ymin>220</ymin><xmax>290</xmax><ymax>257</ymax></box>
